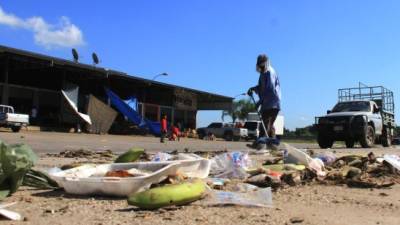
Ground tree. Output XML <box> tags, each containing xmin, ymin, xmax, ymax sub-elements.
<box><xmin>222</xmin><ymin>98</ymin><xmax>256</xmax><ymax>122</ymax></box>
<box><xmin>395</xmin><ymin>126</ymin><xmax>400</xmax><ymax>136</ymax></box>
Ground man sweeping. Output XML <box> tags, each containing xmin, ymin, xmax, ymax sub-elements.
<box><xmin>247</xmin><ymin>54</ymin><xmax>281</xmax><ymax>149</ymax></box>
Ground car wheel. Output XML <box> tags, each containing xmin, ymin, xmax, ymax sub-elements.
<box><xmin>233</xmin><ymin>136</ymin><xmax>241</xmax><ymax>141</ymax></box>
<box><xmin>197</xmin><ymin>130</ymin><xmax>205</xmax><ymax>139</ymax></box>
<box><xmin>224</xmin><ymin>132</ymin><xmax>233</xmax><ymax>141</ymax></box>
<box><xmin>11</xmin><ymin>126</ymin><xmax>21</xmax><ymax>132</ymax></box>
<box><xmin>360</xmin><ymin>125</ymin><xmax>375</xmax><ymax>148</ymax></box>
<box><xmin>318</xmin><ymin>133</ymin><xmax>334</xmax><ymax>149</ymax></box>
<box><xmin>345</xmin><ymin>139</ymin><xmax>355</xmax><ymax>148</ymax></box>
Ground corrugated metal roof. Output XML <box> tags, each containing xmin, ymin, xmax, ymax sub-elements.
<box><xmin>0</xmin><ymin>45</ymin><xmax>233</xmax><ymax>101</ymax></box>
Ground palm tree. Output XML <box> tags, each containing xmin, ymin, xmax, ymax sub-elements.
<box><xmin>222</xmin><ymin>98</ymin><xmax>256</xmax><ymax>122</ymax></box>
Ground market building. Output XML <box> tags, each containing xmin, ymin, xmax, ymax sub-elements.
<box><xmin>0</xmin><ymin>45</ymin><xmax>232</xmax><ymax>133</ymax></box>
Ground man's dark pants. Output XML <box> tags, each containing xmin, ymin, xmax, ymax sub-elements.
<box><xmin>160</xmin><ymin>131</ymin><xmax>167</xmax><ymax>143</ymax></box>
<box><xmin>260</xmin><ymin>108</ymin><xmax>280</xmax><ymax>138</ymax></box>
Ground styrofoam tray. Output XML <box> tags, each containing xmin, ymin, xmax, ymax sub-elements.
<box><xmin>50</xmin><ymin>162</ymin><xmax>180</xmax><ymax>197</ymax></box>
<box><xmin>49</xmin><ymin>154</ymin><xmax>210</xmax><ymax>197</ymax></box>
<box><xmin>171</xmin><ymin>153</ymin><xmax>211</xmax><ymax>178</ymax></box>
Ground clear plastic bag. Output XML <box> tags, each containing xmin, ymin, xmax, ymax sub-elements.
<box><xmin>210</xmin><ymin>152</ymin><xmax>253</xmax><ymax>179</ymax></box>
<box><xmin>151</xmin><ymin>152</ymin><xmax>173</xmax><ymax>162</ymax></box>
<box><xmin>203</xmin><ymin>183</ymin><xmax>272</xmax><ymax>207</ymax></box>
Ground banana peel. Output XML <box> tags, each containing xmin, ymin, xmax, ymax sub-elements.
<box><xmin>115</xmin><ymin>148</ymin><xmax>144</xmax><ymax>163</ymax></box>
<box><xmin>127</xmin><ymin>179</ymin><xmax>206</xmax><ymax>209</ymax></box>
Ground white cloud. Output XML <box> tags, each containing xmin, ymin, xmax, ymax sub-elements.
<box><xmin>0</xmin><ymin>6</ymin><xmax>85</xmax><ymax>49</ymax></box>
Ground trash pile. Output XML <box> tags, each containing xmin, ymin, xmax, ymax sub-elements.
<box><xmin>47</xmin><ymin>149</ymin><xmax>115</xmax><ymax>159</ymax></box>
<box><xmin>1</xmin><ymin>139</ymin><xmax>400</xmax><ymax>221</ymax></box>
<box><xmin>238</xmin><ymin>144</ymin><xmax>400</xmax><ymax>190</ymax></box>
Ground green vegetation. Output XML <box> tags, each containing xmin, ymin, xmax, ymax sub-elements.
<box><xmin>221</xmin><ymin>98</ymin><xmax>256</xmax><ymax>123</ymax></box>
<box><xmin>395</xmin><ymin>126</ymin><xmax>400</xmax><ymax>136</ymax></box>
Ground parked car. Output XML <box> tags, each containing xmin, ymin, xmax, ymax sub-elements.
<box><xmin>0</xmin><ymin>105</ymin><xmax>29</xmax><ymax>132</ymax></box>
<box><xmin>315</xmin><ymin>86</ymin><xmax>395</xmax><ymax>148</ymax></box>
<box><xmin>244</xmin><ymin>113</ymin><xmax>284</xmax><ymax>140</ymax></box>
<box><xmin>197</xmin><ymin>122</ymin><xmax>248</xmax><ymax>141</ymax></box>
<box><xmin>392</xmin><ymin>137</ymin><xmax>400</xmax><ymax>145</ymax></box>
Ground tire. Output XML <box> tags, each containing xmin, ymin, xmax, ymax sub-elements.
<box><xmin>345</xmin><ymin>139</ymin><xmax>355</xmax><ymax>148</ymax></box>
<box><xmin>360</xmin><ymin>125</ymin><xmax>375</xmax><ymax>148</ymax></box>
<box><xmin>233</xmin><ymin>136</ymin><xmax>241</xmax><ymax>141</ymax></box>
<box><xmin>382</xmin><ymin>128</ymin><xmax>392</xmax><ymax>147</ymax></box>
<box><xmin>11</xmin><ymin>126</ymin><xmax>21</xmax><ymax>132</ymax></box>
<box><xmin>197</xmin><ymin>130</ymin><xmax>205</xmax><ymax>139</ymax></box>
<box><xmin>224</xmin><ymin>132</ymin><xmax>233</xmax><ymax>141</ymax></box>
<box><xmin>318</xmin><ymin>133</ymin><xmax>334</xmax><ymax>149</ymax></box>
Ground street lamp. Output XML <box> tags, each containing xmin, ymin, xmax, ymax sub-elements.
<box><xmin>233</xmin><ymin>93</ymin><xmax>247</xmax><ymax>99</ymax></box>
<box><xmin>152</xmin><ymin>72</ymin><xmax>169</xmax><ymax>81</ymax></box>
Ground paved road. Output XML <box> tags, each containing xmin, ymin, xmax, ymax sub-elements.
<box><xmin>0</xmin><ymin>130</ymin><xmax>398</xmax><ymax>155</ymax></box>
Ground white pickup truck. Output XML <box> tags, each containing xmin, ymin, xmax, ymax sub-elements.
<box><xmin>0</xmin><ymin>105</ymin><xmax>29</xmax><ymax>132</ymax></box>
<box><xmin>197</xmin><ymin>122</ymin><xmax>248</xmax><ymax>141</ymax></box>
<box><xmin>244</xmin><ymin>113</ymin><xmax>285</xmax><ymax>140</ymax></box>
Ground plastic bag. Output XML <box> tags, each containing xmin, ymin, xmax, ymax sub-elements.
<box><xmin>308</xmin><ymin>158</ymin><xmax>326</xmax><ymax>177</ymax></box>
<box><xmin>151</xmin><ymin>152</ymin><xmax>173</xmax><ymax>162</ymax></box>
<box><xmin>315</xmin><ymin>152</ymin><xmax>336</xmax><ymax>166</ymax></box>
<box><xmin>203</xmin><ymin>183</ymin><xmax>272</xmax><ymax>207</ymax></box>
<box><xmin>383</xmin><ymin>154</ymin><xmax>400</xmax><ymax>171</ymax></box>
<box><xmin>283</xmin><ymin>143</ymin><xmax>313</xmax><ymax>165</ymax></box>
<box><xmin>210</xmin><ymin>152</ymin><xmax>253</xmax><ymax>179</ymax></box>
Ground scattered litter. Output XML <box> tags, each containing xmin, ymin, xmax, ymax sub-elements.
<box><xmin>206</xmin><ymin>178</ymin><xmax>228</xmax><ymax>190</ymax></box>
<box><xmin>23</xmin><ymin>169</ymin><xmax>59</xmax><ymax>189</ymax></box>
<box><xmin>308</xmin><ymin>158</ymin><xmax>326</xmax><ymax>177</ymax></box>
<box><xmin>210</xmin><ymin>152</ymin><xmax>253</xmax><ymax>179</ymax></box>
<box><xmin>0</xmin><ymin>202</ymin><xmax>22</xmax><ymax>221</ymax></box>
<box><xmin>203</xmin><ymin>183</ymin><xmax>273</xmax><ymax>208</ymax></box>
<box><xmin>315</xmin><ymin>152</ymin><xmax>336</xmax><ymax>166</ymax></box>
<box><xmin>283</xmin><ymin>143</ymin><xmax>313</xmax><ymax>165</ymax></box>
<box><xmin>128</xmin><ymin>179</ymin><xmax>206</xmax><ymax>209</ymax></box>
<box><xmin>114</xmin><ymin>148</ymin><xmax>144</xmax><ymax>163</ymax></box>
<box><xmin>49</xmin><ymin>162</ymin><xmax>181</xmax><ymax>196</ymax></box>
<box><xmin>290</xmin><ymin>216</ymin><xmax>304</xmax><ymax>223</ymax></box>
<box><xmin>383</xmin><ymin>154</ymin><xmax>400</xmax><ymax>171</ymax></box>
<box><xmin>47</xmin><ymin>149</ymin><xmax>115</xmax><ymax>159</ymax></box>
<box><xmin>152</xmin><ymin>152</ymin><xmax>173</xmax><ymax>162</ymax></box>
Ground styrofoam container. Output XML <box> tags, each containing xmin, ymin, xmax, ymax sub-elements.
<box><xmin>50</xmin><ymin>162</ymin><xmax>180</xmax><ymax>197</ymax></box>
<box><xmin>49</xmin><ymin>155</ymin><xmax>211</xmax><ymax>197</ymax></box>
<box><xmin>172</xmin><ymin>153</ymin><xmax>211</xmax><ymax>178</ymax></box>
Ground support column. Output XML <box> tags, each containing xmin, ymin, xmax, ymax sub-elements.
<box><xmin>1</xmin><ymin>58</ymin><xmax>9</xmax><ymax>105</ymax></box>
<box><xmin>183</xmin><ymin>110</ymin><xmax>188</xmax><ymax>128</ymax></box>
<box><xmin>33</xmin><ymin>89</ymin><xmax>39</xmax><ymax>107</ymax></box>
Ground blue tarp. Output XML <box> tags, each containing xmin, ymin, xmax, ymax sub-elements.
<box><xmin>105</xmin><ymin>88</ymin><xmax>161</xmax><ymax>136</ymax></box>
<box><xmin>124</xmin><ymin>97</ymin><xmax>138</xmax><ymax>111</ymax></box>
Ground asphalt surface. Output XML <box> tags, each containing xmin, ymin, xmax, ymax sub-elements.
<box><xmin>0</xmin><ymin>130</ymin><xmax>399</xmax><ymax>155</ymax></box>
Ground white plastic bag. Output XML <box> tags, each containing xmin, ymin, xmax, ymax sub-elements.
<box><xmin>203</xmin><ymin>183</ymin><xmax>272</xmax><ymax>207</ymax></box>
<box><xmin>210</xmin><ymin>152</ymin><xmax>253</xmax><ymax>179</ymax></box>
<box><xmin>152</xmin><ymin>152</ymin><xmax>173</xmax><ymax>162</ymax></box>
<box><xmin>383</xmin><ymin>154</ymin><xmax>400</xmax><ymax>171</ymax></box>
<box><xmin>283</xmin><ymin>143</ymin><xmax>313</xmax><ymax>165</ymax></box>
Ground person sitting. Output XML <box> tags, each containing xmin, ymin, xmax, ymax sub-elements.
<box><xmin>169</xmin><ymin>124</ymin><xmax>181</xmax><ymax>141</ymax></box>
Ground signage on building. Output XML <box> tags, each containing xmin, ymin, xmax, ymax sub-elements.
<box><xmin>174</xmin><ymin>89</ymin><xmax>197</xmax><ymax>111</ymax></box>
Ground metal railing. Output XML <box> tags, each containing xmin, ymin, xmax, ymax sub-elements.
<box><xmin>338</xmin><ymin>84</ymin><xmax>395</xmax><ymax>114</ymax></box>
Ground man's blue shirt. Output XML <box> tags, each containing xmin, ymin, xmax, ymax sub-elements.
<box><xmin>257</xmin><ymin>66</ymin><xmax>281</xmax><ymax>111</ymax></box>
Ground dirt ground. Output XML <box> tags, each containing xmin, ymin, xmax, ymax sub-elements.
<box><xmin>1</xmin><ymin>131</ymin><xmax>400</xmax><ymax>225</ymax></box>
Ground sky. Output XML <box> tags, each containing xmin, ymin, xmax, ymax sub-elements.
<box><xmin>0</xmin><ymin>1</ymin><xmax>399</xmax><ymax>130</ymax></box>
